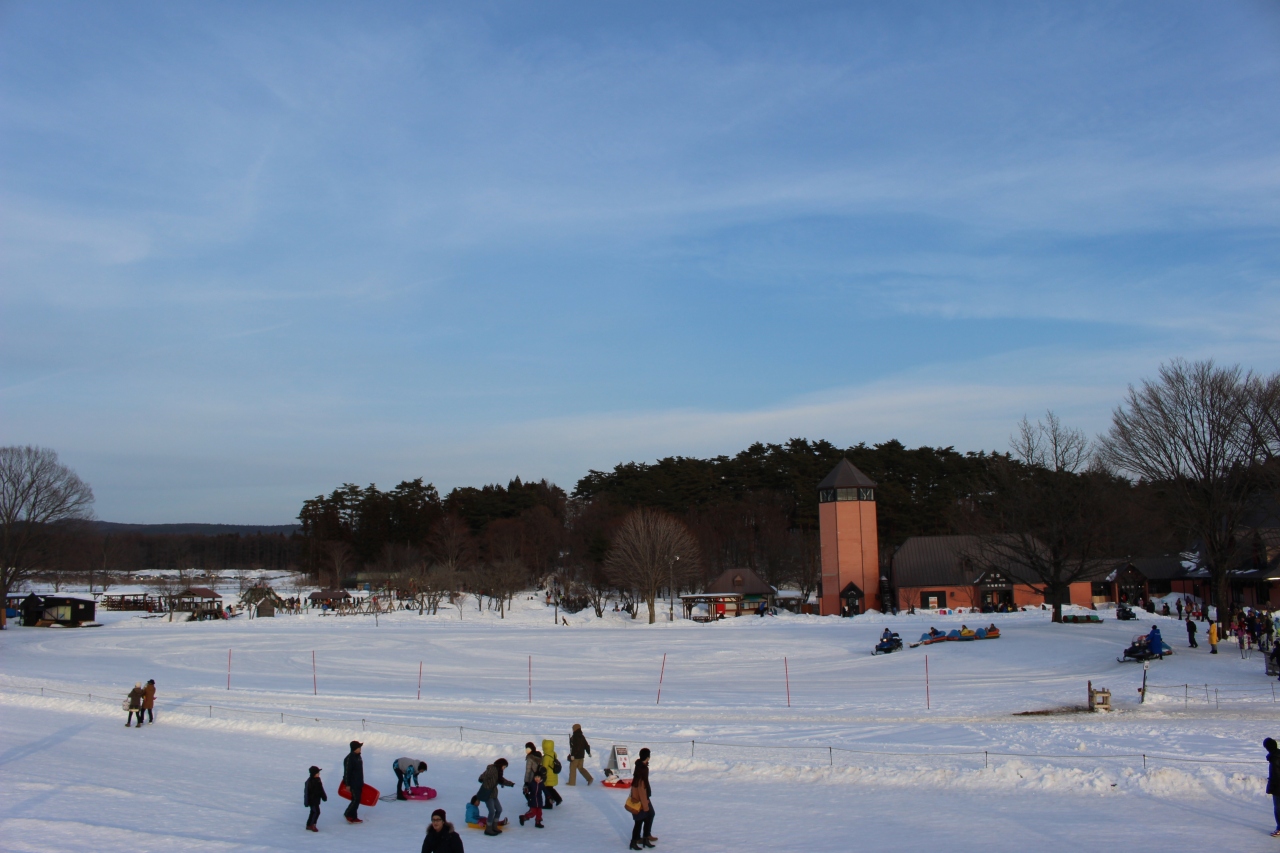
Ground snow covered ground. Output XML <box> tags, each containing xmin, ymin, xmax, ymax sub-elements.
<box><xmin>2</xmin><ymin>596</ymin><xmax>1277</xmax><ymax>851</ymax></box>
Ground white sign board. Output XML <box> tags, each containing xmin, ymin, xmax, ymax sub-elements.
<box><xmin>606</xmin><ymin>744</ymin><xmax>632</xmax><ymax>779</ymax></box>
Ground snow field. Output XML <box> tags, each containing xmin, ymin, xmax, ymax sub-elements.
<box><xmin>2</xmin><ymin>595</ymin><xmax>1278</xmax><ymax>850</ymax></box>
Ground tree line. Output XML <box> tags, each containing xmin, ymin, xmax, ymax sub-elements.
<box><xmin>2</xmin><ymin>358</ymin><xmax>1277</xmax><ymax>627</ymax></box>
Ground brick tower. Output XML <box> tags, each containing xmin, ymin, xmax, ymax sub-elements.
<box><xmin>817</xmin><ymin>459</ymin><xmax>879</xmax><ymax>616</ymax></box>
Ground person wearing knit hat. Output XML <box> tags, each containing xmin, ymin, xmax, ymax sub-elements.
<box><xmin>568</xmin><ymin>724</ymin><xmax>593</xmax><ymax>786</ymax></box>
<box><xmin>421</xmin><ymin>808</ymin><xmax>463</xmax><ymax>853</ymax></box>
<box><xmin>628</xmin><ymin>748</ymin><xmax>657</xmax><ymax>850</ymax></box>
<box><xmin>125</xmin><ymin>683</ymin><xmax>145</xmax><ymax>728</ymax></box>
<box><xmin>304</xmin><ymin>766</ymin><xmax>327</xmax><ymax>832</ymax></box>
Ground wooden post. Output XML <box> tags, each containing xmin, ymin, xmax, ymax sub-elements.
<box><xmin>528</xmin><ymin>655</ymin><xmax>532</xmax><ymax>704</ymax></box>
<box><xmin>784</xmin><ymin>656</ymin><xmax>791</xmax><ymax>707</ymax></box>
<box><xmin>925</xmin><ymin>655</ymin><xmax>930</xmax><ymax>710</ymax></box>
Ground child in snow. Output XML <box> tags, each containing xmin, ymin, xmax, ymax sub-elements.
<box><xmin>466</xmin><ymin>794</ymin><xmax>507</xmax><ymax>829</ymax></box>
<box><xmin>1265</xmin><ymin>737</ymin><xmax>1280</xmax><ymax>837</ymax></box>
<box><xmin>304</xmin><ymin>765</ymin><xmax>327</xmax><ymax>832</ymax></box>
<box><xmin>394</xmin><ymin>757</ymin><xmax>429</xmax><ymax>799</ymax></box>
<box><xmin>520</xmin><ymin>764</ymin><xmax>546</xmax><ymax>828</ymax></box>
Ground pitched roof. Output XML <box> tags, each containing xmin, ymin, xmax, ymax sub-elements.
<box><xmin>177</xmin><ymin>587</ymin><xmax>221</xmax><ymax>599</ymax></box>
<box><xmin>891</xmin><ymin>536</ymin><xmax>986</xmax><ymax>587</ymax></box>
<box><xmin>817</xmin><ymin>458</ymin><xmax>877</xmax><ymax>490</ymax></box>
<box><xmin>704</xmin><ymin>568</ymin><xmax>775</xmax><ymax>596</ymax></box>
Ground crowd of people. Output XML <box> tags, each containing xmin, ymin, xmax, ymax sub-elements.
<box><xmin>301</xmin><ymin>726</ymin><xmax>658</xmax><ymax>850</ymax></box>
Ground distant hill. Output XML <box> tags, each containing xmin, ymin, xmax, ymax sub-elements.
<box><xmin>93</xmin><ymin>521</ymin><xmax>301</xmax><ymax>536</ymax></box>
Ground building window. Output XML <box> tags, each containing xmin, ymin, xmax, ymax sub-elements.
<box><xmin>859</xmin><ymin>488</ymin><xmax>874</xmax><ymax>501</ymax></box>
<box><xmin>818</xmin><ymin>489</ymin><xmax>836</xmax><ymax>503</ymax></box>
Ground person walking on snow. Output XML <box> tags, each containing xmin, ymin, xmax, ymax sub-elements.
<box><xmin>125</xmin><ymin>683</ymin><xmax>145</xmax><ymax>727</ymax></box>
<box><xmin>343</xmin><ymin>741</ymin><xmax>365</xmax><ymax>824</ymax></box>
<box><xmin>421</xmin><ymin>808</ymin><xmax>465</xmax><ymax>853</ymax></box>
<box><xmin>394</xmin><ymin>757</ymin><xmax>429</xmax><ymax>800</ymax></box>
<box><xmin>628</xmin><ymin>747</ymin><xmax>657</xmax><ymax>850</ymax></box>
<box><xmin>1265</xmin><ymin>737</ymin><xmax>1280</xmax><ymax>837</ymax></box>
<box><xmin>520</xmin><ymin>764</ymin><xmax>546</xmax><ymax>828</ymax></box>
<box><xmin>1209</xmin><ymin>620</ymin><xmax>1220</xmax><ymax>654</ymax></box>
<box><xmin>541</xmin><ymin>739</ymin><xmax>563</xmax><ymax>807</ymax></box>
<box><xmin>142</xmin><ymin>679</ymin><xmax>156</xmax><ymax>724</ymax></box>
<box><xmin>568</xmin><ymin>724</ymin><xmax>593</xmax><ymax>786</ymax></box>
<box><xmin>1186</xmin><ymin>618</ymin><xmax>1198</xmax><ymax>648</ymax></box>
<box><xmin>304</xmin><ymin>765</ymin><xmax>327</xmax><ymax>832</ymax></box>
<box><xmin>476</xmin><ymin>758</ymin><xmax>514</xmax><ymax>836</ymax></box>
<box><xmin>523</xmin><ymin>742</ymin><xmax>542</xmax><ymax>789</ymax></box>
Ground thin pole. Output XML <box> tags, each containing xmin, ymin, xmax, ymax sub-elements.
<box><xmin>227</xmin><ymin>648</ymin><xmax>231</xmax><ymax>690</ymax></box>
<box><xmin>784</xmin><ymin>656</ymin><xmax>791</xmax><ymax>707</ymax></box>
<box><xmin>656</xmin><ymin>653</ymin><xmax>667</xmax><ymax>705</ymax></box>
<box><xmin>417</xmin><ymin>661</ymin><xmax>423</xmax><ymax>701</ymax></box>
<box><xmin>528</xmin><ymin>655</ymin><xmax>532</xmax><ymax>704</ymax></box>
<box><xmin>312</xmin><ymin>650</ymin><xmax>317</xmax><ymax>695</ymax></box>
<box><xmin>924</xmin><ymin>655</ymin><xmax>930</xmax><ymax>710</ymax></box>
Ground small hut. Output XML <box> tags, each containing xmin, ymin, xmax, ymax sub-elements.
<box><xmin>19</xmin><ymin>593</ymin><xmax>97</xmax><ymax>626</ymax></box>
<box><xmin>682</xmin><ymin>568</ymin><xmax>777</xmax><ymax>620</ymax></box>
<box><xmin>308</xmin><ymin>589</ymin><xmax>351</xmax><ymax>609</ymax></box>
<box><xmin>240</xmin><ymin>584</ymin><xmax>285</xmax><ymax>617</ymax></box>
<box><xmin>171</xmin><ymin>587</ymin><xmax>223</xmax><ymax>620</ymax></box>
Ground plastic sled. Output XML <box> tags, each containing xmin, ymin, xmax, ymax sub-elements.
<box><xmin>406</xmin><ymin>786</ymin><xmax>437</xmax><ymax>800</ymax></box>
<box><xmin>601</xmin><ymin>776</ymin><xmax>631</xmax><ymax>789</ymax></box>
<box><xmin>467</xmin><ymin>819</ymin><xmax>508</xmax><ymax>829</ymax></box>
<box><xmin>338</xmin><ymin>781</ymin><xmax>380</xmax><ymax>806</ymax></box>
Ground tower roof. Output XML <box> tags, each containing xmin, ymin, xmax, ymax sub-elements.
<box><xmin>817</xmin><ymin>458</ymin><xmax>877</xmax><ymax>490</ymax></box>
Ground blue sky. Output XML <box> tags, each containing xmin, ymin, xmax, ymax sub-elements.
<box><xmin>2</xmin><ymin>1</ymin><xmax>1279</xmax><ymax>523</ymax></box>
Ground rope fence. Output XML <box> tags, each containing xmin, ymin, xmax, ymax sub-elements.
<box><xmin>3</xmin><ymin>683</ymin><xmax>1265</xmax><ymax>773</ymax></box>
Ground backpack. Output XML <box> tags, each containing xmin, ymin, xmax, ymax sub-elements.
<box><xmin>552</xmin><ymin>757</ymin><xmax>562</xmax><ymax>774</ymax></box>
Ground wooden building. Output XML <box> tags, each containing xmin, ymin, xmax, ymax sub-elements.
<box><xmin>681</xmin><ymin>568</ymin><xmax>777</xmax><ymax>620</ymax></box>
<box><xmin>890</xmin><ymin>535</ymin><xmax>1102</xmax><ymax>612</ymax></box>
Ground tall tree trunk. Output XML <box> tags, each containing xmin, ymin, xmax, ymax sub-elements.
<box><xmin>647</xmin><ymin>595</ymin><xmax>656</xmax><ymax>624</ymax></box>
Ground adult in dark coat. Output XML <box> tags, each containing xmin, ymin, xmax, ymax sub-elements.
<box><xmin>422</xmin><ymin>808</ymin><xmax>465</xmax><ymax>853</ymax></box>
<box><xmin>476</xmin><ymin>759</ymin><xmax>514</xmax><ymax>836</ymax></box>
<box><xmin>1266</xmin><ymin>738</ymin><xmax>1280</xmax><ymax>838</ymax></box>
<box><xmin>343</xmin><ymin>741</ymin><xmax>365</xmax><ymax>823</ymax></box>
<box><xmin>1186</xmin><ymin>618</ymin><xmax>1197</xmax><ymax>648</ymax></box>
<box><xmin>568</xmin><ymin>724</ymin><xmax>593</xmax><ymax>785</ymax></box>
<box><xmin>628</xmin><ymin>748</ymin><xmax>657</xmax><ymax>850</ymax></box>
<box><xmin>304</xmin><ymin>766</ymin><xmax>327</xmax><ymax>831</ymax></box>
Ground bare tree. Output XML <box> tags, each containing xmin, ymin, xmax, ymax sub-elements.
<box><xmin>1012</xmin><ymin>411</ymin><xmax>1092</xmax><ymax>473</ymax></box>
<box><xmin>0</xmin><ymin>447</ymin><xmax>95</xmax><ymax>628</ymax></box>
<box><xmin>605</xmin><ymin>508</ymin><xmax>700</xmax><ymax>624</ymax></box>
<box><xmin>1099</xmin><ymin>359</ymin><xmax>1266</xmax><ymax>614</ymax></box>
<box><xmin>321</xmin><ymin>540</ymin><xmax>355</xmax><ymax>589</ymax></box>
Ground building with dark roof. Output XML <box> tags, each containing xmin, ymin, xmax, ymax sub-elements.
<box><xmin>890</xmin><ymin>535</ymin><xmax>1108</xmax><ymax>612</ymax></box>
<box><xmin>817</xmin><ymin>459</ymin><xmax>880</xmax><ymax>615</ymax></box>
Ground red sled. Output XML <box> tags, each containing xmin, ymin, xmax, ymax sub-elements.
<box><xmin>405</xmin><ymin>786</ymin><xmax>437</xmax><ymax>801</ymax></box>
<box><xmin>338</xmin><ymin>781</ymin><xmax>380</xmax><ymax>806</ymax></box>
<box><xmin>602</xmin><ymin>778</ymin><xmax>631</xmax><ymax>789</ymax></box>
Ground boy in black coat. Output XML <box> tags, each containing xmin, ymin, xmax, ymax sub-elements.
<box><xmin>304</xmin><ymin>766</ymin><xmax>327</xmax><ymax>831</ymax></box>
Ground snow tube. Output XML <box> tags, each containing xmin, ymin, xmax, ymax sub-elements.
<box><xmin>945</xmin><ymin>629</ymin><xmax>961</xmax><ymax>640</ymax></box>
<box><xmin>958</xmin><ymin>630</ymin><xmax>976</xmax><ymax>640</ymax></box>
<box><xmin>984</xmin><ymin>628</ymin><xmax>1000</xmax><ymax>639</ymax></box>
<box><xmin>602</xmin><ymin>778</ymin><xmax>632</xmax><ymax>789</ymax></box>
<box><xmin>338</xmin><ymin>781</ymin><xmax>380</xmax><ymax>806</ymax></box>
<box><xmin>405</xmin><ymin>786</ymin><xmax>437</xmax><ymax>800</ymax></box>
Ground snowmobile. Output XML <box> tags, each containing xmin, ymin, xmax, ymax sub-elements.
<box><xmin>1118</xmin><ymin>634</ymin><xmax>1173</xmax><ymax>662</ymax></box>
<box><xmin>873</xmin><ymin>632</ymin><xmax>903</xmax><ymax>655</ymax></box>
<box><xmin>1116</xmin><ymin>604</ymin><xmax>1137</xmax><ymax>621</ymax></box>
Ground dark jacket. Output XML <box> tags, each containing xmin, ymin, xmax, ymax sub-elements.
<box><xmin>142</xmin><ymin>683</ymin><xmax>156</xmax><ymax>709</ymax></box>
<box><xmin>343</xmin><ymin>751</ymin><xmax>364</xmax><ymax>788</ymax></box>
<box><xmin>421</xmin><ymin>821</ymin><xmax>464</xmax><ymax>853</ymax></box>
<box><xmin>304</xmin><ymin>775</ymin><xmax>327</xmax><ymax>807</ymax></box>
<box><xmin>569</xmin><ymin>730</ymin><xmax>590</xmax><ymax>759</ymax></box>
<box><xmin>1267</xmin><ymin>744</ymin><xmax>1280</xmax><ymax>796</ymax></box>
<box><xmin>631</xmin><ymin>759</ymin><xmax>651</xmax><ymax>798</ymax></box>
<box><xmin>127</xmin><ymin>686</ymin><xmax>145</xmax><ymax>710</ymax></box>
<box><xmin>478</xmin><ymin>763</ymin><xmax>513</xmax><ymax>792</ymax></box>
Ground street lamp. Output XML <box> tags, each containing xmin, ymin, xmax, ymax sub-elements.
<box><xmin>669</xmin><ymin>555</ymin><xmax>680</xmax><ymax>622</ymax></box>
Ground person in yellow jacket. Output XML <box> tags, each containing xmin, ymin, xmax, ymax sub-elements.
<box><xmin>541</xmin><ymin>739</ymin><xmax>563</xmax><ymax>808</ymax></box>
<box><xmin>1208</xmin><ymin>621</ymin><xmax>1219</xmax><ymax>654</ymax></box>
